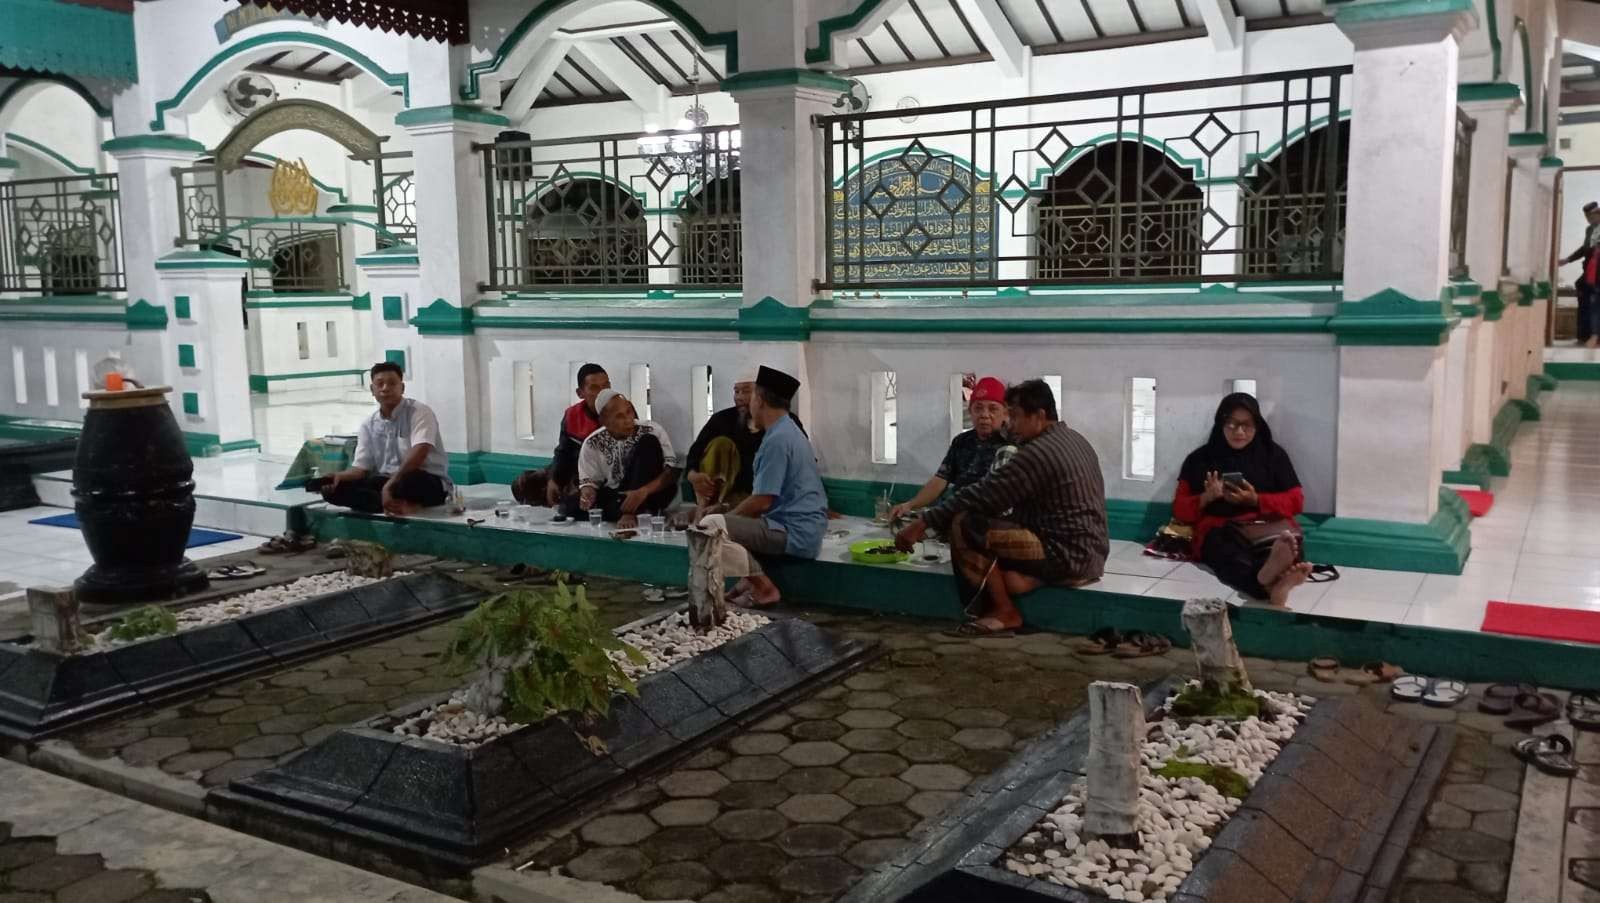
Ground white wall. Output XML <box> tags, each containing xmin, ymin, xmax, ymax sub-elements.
<box><xmin>2</xmin><ymin>83</ymin><xmax>105</xmax><ymax>177</ymax></box>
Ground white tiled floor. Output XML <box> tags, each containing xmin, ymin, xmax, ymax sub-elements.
<box><xmin>0</xmin><ymin>506</ymin><xmax>265</xmax><ymax>601</ymax></box>
<box><xmin>250</xmin><ymin>385</ymin><xmax>373</xmax><ymax>459</ymax></box>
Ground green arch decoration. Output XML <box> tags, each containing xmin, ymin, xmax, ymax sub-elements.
<box><xmin>5</xmin><ymin>133</ymin><xmax>94</xmax><ymax>176</ymax></box>
<box><xmin>150</xmin><ymin>32</ymin><xmax>410</xmax><ymax>132</ymax></box>
<box><xmin>462</xmin><ymin>0</ymin><xmax>737</xmax><ymax>102</ymax></box>
<box><xmin>0</xmin><ymin>74</ymin><xmax>111</xmax><ymax>119</ymax></box>
<box><xmin>1235</xmin><ymin>112</ymin><xmax>1352</xmax><ymax>181</ymax></box>
<box><xmin>806</xmin><ymin>0</ymin><xmax>891</xmax><ymax>66</ymax></box>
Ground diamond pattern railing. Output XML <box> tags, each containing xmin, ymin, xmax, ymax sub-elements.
<box><xmin>476</xmin><ymin>127</ymin><xmax>741</xmax><ymax>291</ymax></box>
<box><xmin>817</xmin><ymin>67</ymin><xmax>1352</xmax><ymax>291</ymax></box>
<box><xmin>372</xmin><ymin>151</ymin><xmax>416</xmax><ymax>246</ymax></box>
<box><xmin>1450</xmin><ymin>108</ymin><xmax>1475</xmax><ymax>281</ymax></box>
<box><xmin>0</xmin><ymin>173</ymin><xmax>123</xmax><ymax>294</ymax></box>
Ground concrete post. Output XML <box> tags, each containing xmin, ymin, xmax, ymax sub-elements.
<box><xmin>154</xmin><ymin>253</ymin><xmax>258</xmax><ymax>454</ymax></box>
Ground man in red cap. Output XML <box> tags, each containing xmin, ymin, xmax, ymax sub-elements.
<box><xmin>888</xmin><ymin>375</ymin><xmax>1013</xmax><ymax>522</ymax></box>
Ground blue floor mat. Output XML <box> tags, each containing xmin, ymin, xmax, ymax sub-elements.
<box><xmin>29</xmin><ymin>512</ymin><xmax>243</xmax><ymax>549</ymax></box>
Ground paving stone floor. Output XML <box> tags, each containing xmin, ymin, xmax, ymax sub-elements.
<box><xmin>0</xmin><ymin>820</ymin><xmax>211</xmax><ymax>903</ymax></box>
<box><xmin>35</xmin><ymin>567</ymin><xmax>1540</xmax><ymax>903</ymax></box>
<box><xmin>58</xmin><ymin>568</ymin><xmax>664</xmax><ymax>792</ymax></box>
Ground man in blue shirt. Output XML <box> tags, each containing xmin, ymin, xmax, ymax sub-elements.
<box><xmin>707</xmin><ymin>366</ymin><xmax>827</xmax><ymax>607</ymax></box>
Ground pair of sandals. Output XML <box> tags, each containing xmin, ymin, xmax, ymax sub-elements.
<box><xmin>642</xmin><ymin>586</ymin><xmax>690</xmax><ymax>603</ymax></box>
<box><xmin>205</xmin><ymin>561</ymin><xmax>265</xmax><ymax>580</ymax></box>
<box><xmin>1390</xmin><ymin>675</ymin><xmax>1469</xmax><ymax>707</ymax></box>
<box><xmin>1480</xmin><ymin>683</ymin><xmax>1565</xmax><ymax>731</ymax></box>
<box><xmin>1515</xmin><ymin>734</ymin><xmax>1582</xmax><ymax>777</ymax></box>
<box><xmin>258</xmin><ymin>532</ymin><xmax>316</xmax><ymax>555</ymax></box>
<box><xmin>1307</xmin><ymin>657</ymin><xmax>1405</xmax><ymax>686</ymax></box>
<box><xmin>1074</xmin><ymin>627</ymin><xmax>1173</xmax><ymax>658</ymax></box>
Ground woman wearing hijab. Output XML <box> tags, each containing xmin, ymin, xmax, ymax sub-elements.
<box><xmin>1172</xmin><ymin>393</ymin><xmax>1312</xmax><ymax>607</ymax></box>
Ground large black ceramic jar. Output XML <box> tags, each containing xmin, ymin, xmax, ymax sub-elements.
<box><xmin>73</xmin><ymin>386</ymin><xmax>207</xmax><ymax>604</ymax></box>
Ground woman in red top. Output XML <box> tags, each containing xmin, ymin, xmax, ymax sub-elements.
<box><xmin>1172</xmin><ymin>393</ymin><xmax>1313</xmax><ymax>607</ymax></box>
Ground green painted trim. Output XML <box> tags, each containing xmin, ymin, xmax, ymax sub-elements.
<box><xmin>1303</xmin><ymin>488</ymin><xmax>1470</xmax><ymax>575</ymax></box>
<box><xmin>1453</xmin><ymin>303</ymin><xmax>1482</xmax><ymax>318</ymax></box>
<box><xmin>1442</xmin><ymin>463</ymin><xmax>1491</xmax><ymax>490</ymax></box>
<box><xmin>1486</xmin><ymin>0</ymin><xmax>1503</xmax><ymax>80</ymax></box>
<box><xmin>383</xmin><ymin>349</ymin><xmax>406</xmax><ymax>372</ymax></box>
<box><xmin>102</xmin><ymin>134</ymin><xmax>206</xmax><ymax>155</ymax></box>
<box><xmin>124</xmin><ymin>300</ymin><xmax>167</xmax><ymax>331</ymax></box>
<box><xmin>351</xmin><ymin>292</ymin><xmax>371</xmax><ymax>312</ymax></box>
<box><xmin>1515</xmin><ymin>18</ymin><xmax>1532</xmax><ymax>131</ymax></box>
<box><xmin>0</xmin><ymin>157</ymin><xmax>17</xmax><ymax>170</ymax></box>
<box><xmin>1480</xmin><ymin>290</ymin><xmax>1505</xmax><ymax>321</ymax></box>
<box><xmin>446</xmin><ymin>451</ymin><xmax>484</xmax><ymax>485</ymax></box>
<box><xmin>0</xmin><ymin>415</ymin><xmax>80</xmax><ymax>442</ymax></box>
<box><xmin>248</xmin><ymin>368</ymin><xmax>365</xmax><ymax>393</ymax></box>
<box><xmin>394</xmin><ymin>104</ymin><xmax>509</xmax><ymax>129</ymax></box>
<box><xmin>1450</xmin><ymin>280</ymin><xmax>1481</xmax><ymax>298</ymax></box>
<box><xmin>304</xmin><ymin>507</ymin><xmax>1600</xmax><ymax>688</ymax></box>
<box><xmin>1456</xmin><ymin>81</ymin><xmax>1521</xmax><ymax>104</ymax></box>
<box><xmin>1537</xmin><ymin>372</ymin><xmax>1558</xmax><ymax>391</ymax></box>
<box><xmin>181</xmin><ymin>391</ymin><xmax>201</xmax><ymax>416</ymax></box>
<box><xmin>1545</xmin><ymin>361</ymin><xmax>1600</xmax><ymax>380</ymax></box>
<box><xmin>152</xmin><ymin>33</ymin><xmax>409</xmax><ymax>132</ymax></box>
<box><xmin>356</xmin><ymin>245</ymin><xmax>419</xmax><ymax>267</ymax></box>
<box><xmin>720</xmin><ymin>69</ymin><xmax>851</xmax><ymax>94</ymax></box>
<box><xmin>381</xmin><ymin>295</ymin><xmax>404</xmax><ymax>321</ymax></box>
<box><xmin>810</xmin><ymin>316</ymin><xmax>1334</xmax><ymax>335</ymax></box>
<box><xmin>179</xmin><ymin>431</ymin><xmax>258</xmax><ymax>456</ymax></box>
<box><xmin>326</xmin><ymin>204</ymin><xmax>378</xmax><ymax>215</ymax></box>
<box><xmin>0</xmin><ymin>295</ymin><xmax>122</xmax><ymax>307</ymax></box>
<box><xmin>173</xmin><ymin>295</ymin><xmax>192</xmax><ymax>319</ymax></box>
<box><xmin>0</xmin><ymin>74</ymin><xmax>111</xmax><ymax>120</ymax></box>
<box><xmin>1332</xmin><ymin>0</ymin><xmax>1473</xmax><ymax>24</ymax></box>
<box><xmin>1328</xmin><ymin>288</ymin><xmax>1453</xmax><ymax>346</ymax></box>
<box><xmin>478</xmin><ymin>314</ymin><xmax>738</xmax><ymax>332</ymax></box>
<box><xmin>0</xmin><ymin>0</ymin><xmax>137</xmax><ymax>83</ymax></box>
<box><xmin>1467</xmin><ymin>400</ymin><xmax>1525</xmax><ymax>478</ymax></box>
<box><xmin>463</xmin><ymin>0</ymin><xmax>738</xmax><ymax>100</ymax></box>
<box><xmin>1516</xmin><ymin>282</ymin><xmax>1535</xmax><ymax>306</ymax></box>
<box><xmin>807</xmin><ymin>0</ymin><xmax>888</xmax><ymax>64</ymax></box>
<box><xmin>154</xmin><ymin>250</ymin><xmax>250</xmax><ymax>270</ymax></box>
<box><xmin>0</xmin><ymin>309</ymin><xmax>123</xmax><ymax>325</ymax></box>
<box><xmin>739</xmin><ymin>296</ymin><xmax>811</xmax><ymax>340</ymax></box>
<box><xmin>177</xmin><ymin>343</ymin><xmax>196</xmax><ymax>368</ymax></box>
<box><xmin>1541</xmin><ymin>156</ymin><xmax>1565</xmax><ymax>168</ymax></box>
<box><xmin>1508</xmin><ymin>131</ymin><xmax>1547</xmax><ymax>147</ymax></box>
<box><xmin>244</xmin><ymin>298</ymin><xmax>359</xmax><ymax>310</ymax></box>
<box><xmin>1533</xmin><ymin>280</ymin><xmax>1552</xmax><ymax>300</ymax></box>
<box><xmin>1511</xmin><ymin>396</ymin><xmax>1540</xmax><ymax>422</ymax></box>
<box><xmin>411</xmin><ymin>299</ymin><xmax>474</xmax><ymax>335</ymax></box>
<box><xmin>5</xmin><ymin>133</ymin><xmax>94</xmax><ymax>176</ymax></box>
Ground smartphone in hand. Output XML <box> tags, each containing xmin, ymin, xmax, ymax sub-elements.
<box><xmin>1221</xmin><ymin>471</ymin><xmax>1245</xmax><ymax>487</ymax></box>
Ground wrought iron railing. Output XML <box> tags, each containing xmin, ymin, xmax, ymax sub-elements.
<box><xmin>816</xmin><ymin>67</ymin><xmax>1352</xmax><ymax>290</ymax></box>
<box><xmin>371</xmin><ymin>150</ymin><xmax>415</xmax><ymax>245</ymax></box>
<box><xmin>201</xmin><ymin>217</ymin><xmax>347</xmax><ymax>292</ymax></box>
<box><xmin>475</xmin><ymin>127</ymin><xmax>741</xmax><ymax>291</ymax></box>
<box><xmin>0</xmin><ymin>173</ymin><xmax>124</xmax><ymax>294</ymax></box>
<box><xmin>1450</xmin><ymin>108</ymin><xmax>1476</xmax><ymax>280</ymax></box>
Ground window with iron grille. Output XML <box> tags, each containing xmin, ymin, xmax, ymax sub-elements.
<box><xmin>679</xmin><ymin>173</ymin><xmax>741</xmax><ymax>286</ymax></box>
<box><xmin>1035</xmin><ymin>142</ymin><xmax>1203</xmax><ymax>281</ymax></box>
<box><xmin>1240</xmin><ymin>126</ymin><xmax>1348</xmax><ymax>277</ymax></box>
<box><xmin>524</xmin><ymin>178</ymin><xmax>647</xmax><ymax>286</ymax></box>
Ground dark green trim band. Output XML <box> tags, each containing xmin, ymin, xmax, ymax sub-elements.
<box><xmin>1545</xmin><ymin>361</ymin><xmax>1600</xmax><ymax>380</ymax></box>
<box><xmin>1480</xmin><ymin>290</ymin><xmax>1505</xmax><ymax>321</ymax></box>
<box><xmin>1456</xmin><ymin>81</ymin><xmax>1523</xmax><ymax>103</ymax></box>
<box><xmin>125</xmin><ymin>300</ymin><xmax>167</xmax><ymax>331</ymax></box>
<box><xmin>306</xmin><ymin>507</ymin><xmax>1600</xmax><ymax>688</ymax></box>
<box><xmin>356</xmin><ymin>245</ymin><xmax>419</xmax><ymax>267</ymax></box>
<box><xmin>102</xmin><ymin>134</ymin><xmax>206</xmax><ymax>154</ymax></box>
<box><xmin>1303</xmin><ymin>488</ymin><xmax>1470</xmax><ymax>576</ymax></box>
<box><xmin>720</xmin><ymin>68</ymin><xmax>851</xmax><ymax>94</ymax></box>
<box><xmin>351</xmin><ymin>292</ymin><xmax>371</xmax><ymax>311</ymax></box>
<box><xmin>1508</xmin><ymin>131</ymin><xmax>1547</xmax><ymax>147</ymax></box>
<box><xmin>155</xmin><ymin>250</ymin><xmax>249</xmax><ymax>270</ymax></box>
<box><xmin>1328</xmin><ymin>288</ymin><xmax>1453</xmax><ymax>346</ymax></box>
<box><xmin>244</xmin><ymin>298</ymin><xmax>360</xmax><ymax>310</ymax></box>
<box><xmin>411</xmin><ymin>299</ymin><xmax>473</xmax><ymax>335</ymax></box>
<box><xmin>326</xmin><ymin>204</ymin><xmax>379</xmax><ymax>215</ymax></box>
<box><xmin>1332</xmin><ymin>0</ymin><xmax>1473</xmax><ymax>24</ymax></box>
<box><xmin>394</xmin><ymin>104</ymin><xmax>510</xmax><ymax>128</ymax></box>
<box><xmin>248</xmin><ymin>369</ymin><xmax>366</xmax><ymax>393</ymax></box>
<box><xmin>740</xmin><ymin>296</ymin><xmax>811</xmax><ymax>340</ymax></box>
<box><xmin>1542</xmin><ymin>156</ymin><xmax>1565</xmax><ymax>168</ymax></box>
<box><xmin>182</xmin><ymin>432</ymin><xmax>260</xmax><ymax>456</ymax></box>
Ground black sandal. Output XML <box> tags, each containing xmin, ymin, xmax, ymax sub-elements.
<box><xmin>1478</xmin><ymin>682</ymin><xmax>1534</xmax><ymax>716</ymax></box>
<box><xmin>1513</xmin><ymin>734</ymin><xmax>1580</xmax><ymax>777</ymax></box>
<box><xmin>1112</xmin><ymin>631</ymin><xmax>1172</xmax><ymax>659</ymax></box>
<box><xmin>1505</xmin><ymin>692</ymin><xmax>1562</xmax><ymax>732</ymax></box>
<box><xmin>1075</xmin><ymin>627</ymin><xmax>1121</xmax><ymax>655</ymax></box>
<box><xmin>1568</xmin><ymin>691</ymin><xmax>1600</xmax><ymax>731</ymax></box>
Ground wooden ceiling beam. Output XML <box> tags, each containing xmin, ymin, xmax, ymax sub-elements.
<box><xmin>954</xmin><ymin>0</ymin><xmax>1029</xmax><ymax>77</ymax></box>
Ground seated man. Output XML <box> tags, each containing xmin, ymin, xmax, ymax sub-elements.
<box><xmin>320</xmin><ymin>361</ymin><xmax>451</xmax><ymax>516</ymax></box>
<box><xmin>889</xmin><ymin>375</ymin><xmax>1012</xmax><ymax>521</ymax></box>
<box><xmin>573</xmin><ymin>389</ymin><xmax>681</xmax><ymax>527</ymax></box>
<box><xmin>685</xmin><ymin>373</ymin><xmax>806</xmax><ymax>508</ymax></box>
<box><xmin>895</xmin><ymin>379</ymin><xmax>1108</xmax><ymax>636</ymax></box>
<box><xmin>700</xmin><ymin>366</ymin><xmax>827</xmax><ymax>608</ymax></box>
<box><xmin>511</xmin><ymin>363</ymin><xmax>609</xmax><ymax>508</ymax></box>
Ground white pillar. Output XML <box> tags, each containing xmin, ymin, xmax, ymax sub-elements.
<box><xmin>356</xmin><ymin>247</ymin><xmax>422</xmax><ymax>380</ymax></box>
<box><xmin>1328</xmin><ymin>0</ymin><xmax>1475</xmax><ymax>529</ymax></box>
<box><xmin>728</xmin><ymin>74</ymin><xmax>844</xmax><ymax>308</ymax></box>
<box><xmin>103</xmin><ymin>136</ymin><xmax>205</xmax><ymax>308</ymax></box>
<box><xmin>154</xmin><ymin>255</ymin><xmax>257</xmax><ymax>454</ymax></box>
<box><xmin>395</xmin><ymin>105</ymin><xmax>503</xmax><ymax>477</ymax></box>
<box><xmin>1456</xmin><ymin>88</ymin><xmax>1518</xmax><ymax>454</ymax></box>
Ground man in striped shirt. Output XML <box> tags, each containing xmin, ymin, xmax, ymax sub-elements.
<box><xmin>895</xmin><ymin>379</ymin><xmax>1109</xmax><ymax>636</ymax></box>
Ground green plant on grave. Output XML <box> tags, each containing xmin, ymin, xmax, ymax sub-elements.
<box><xmin>105</xmin><ymin>605</ymin><xmax>178</xmax><ymax>643</ymax></box>
<box><xmin>446</xmin><ymin>580</ymin><xmax>647</xmax><ymax>724</ymax></box>
<box><xmin>1155</xmin><ymin>759</ymin><xmax>1251</xmax><ymax>800</ymax></box>
<box><xmin>1168</xmin><ymin>679</ymin><xmax>1261</xmax><ymax>720</ymax></box>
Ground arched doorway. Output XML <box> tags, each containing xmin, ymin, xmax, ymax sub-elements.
<box><xmin>1036</xmin><ymin>141</ymin><xmax>1202</xmax><ymax>281</ymax></box>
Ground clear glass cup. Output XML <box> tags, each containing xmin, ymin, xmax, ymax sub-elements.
<box><xmin>874</xmin><ymin>494</ymin><xmax>890</xmax><ymax>524</ymax></box>
<box><xmin>651</xmin><ymin>515</ymin><xmax>666</xmax><ymax>540</ymax></box>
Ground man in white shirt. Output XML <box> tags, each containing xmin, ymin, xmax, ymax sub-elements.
<box><xmin>571</xmin><ymin>388</ymin><xmax>681</xmax><ymax>529</ymax></box>
<box><xmin>319</xmin><ymin>362</ymin><xmax>452</xmax><ymax>515</ymax></box>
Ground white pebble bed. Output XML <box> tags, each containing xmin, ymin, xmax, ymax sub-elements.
<box><xmin>84</xmin><ymin>571</ymin><xmax>411</xmax><ymax>652</ymax></box>
<box><xmin>395</xmin><ymin>608</ymin><xmax>770</xmax><ymax>748</ymax></box>
<box><xmin>1002</xmin><ymin>684</ymin><xmax>1314</xmax><ymax>901</ymax></box>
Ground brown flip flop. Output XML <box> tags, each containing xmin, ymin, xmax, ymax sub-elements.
<box><xmin>1111</xmin><ymin>631</ymin><xmax>1172</xmax><ymax>658</ymax></box>
<box><xmin>1346</xmin><ymin>661</ymin><xmax>1404</xmax><ymax>685</ymax></box>
<box><xmin>1075</xmin><ymin>627</ymin><xmax>1121</xmax><ymax>655</ymax></box>
<box><xmin>1307</xmin><ymin>656</ymin><xmax>1341</xmax><ymax>683</ymax></box>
